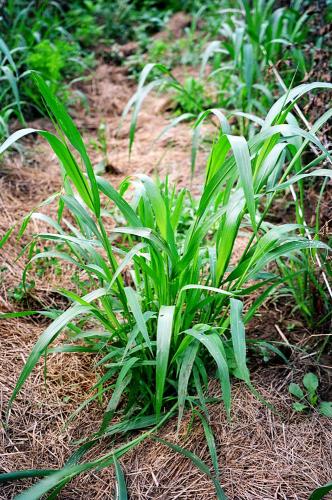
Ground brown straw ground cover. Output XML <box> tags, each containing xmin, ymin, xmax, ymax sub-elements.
<box><xmin>1</xmin><ymin>335</ymin><xmax>331</xmax><ymax>500</ymax></box>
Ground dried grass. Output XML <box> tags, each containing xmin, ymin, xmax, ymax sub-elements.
<box><xmin>1</xmin><ymin>321</ymin><xmax>331</xmax><ymax>500</ymax></box>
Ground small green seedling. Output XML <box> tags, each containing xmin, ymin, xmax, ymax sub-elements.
<box><xmin>172</xmin><ymin>76</ymin><xmax>211</xmax><ymax>115</ymax></box>
<box><xmin>8</xmin><ymin>280</ymin><xmax>35</xmax><ymax>302</ymax></box>
<box><xmin>289</xmin><ymin>372</ymin><xmax>332</xmax><ymax>417</ymax></box>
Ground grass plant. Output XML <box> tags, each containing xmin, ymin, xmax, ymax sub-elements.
<box><xmin>0</xmin><ymin>76</ymin><xmax>331</xmax><ymax>497</ymax></box>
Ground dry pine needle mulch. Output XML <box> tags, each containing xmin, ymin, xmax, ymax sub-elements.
<box><xmin>0</xmin><ymin>316</ymin><xmax>331</xmax><ymax>500</ymax></box>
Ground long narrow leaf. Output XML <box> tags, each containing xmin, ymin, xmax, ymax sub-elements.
<box><xmin>227</xmin><ymin>135</ymin><xmax>256</xmax><ymax>229</ymax></box>
<box><xmin>113</xmin><ymin>455</ymin><xmax>128</xmax><ymax>500</ymax></box>
<box><xmin>124</xmin><ymin>287</ymin><xmax>152</xmax><ymax>353</ymax></box>
<box><xmin>154</xmin><ymin>437</ymin><xmax>226</xmax><ymax>500</ymax></box>
<box><xmin>230</xmin><ymin>298</ymin><xmax>250</xmax><ymax>382</ymax></box>
<box><xmin>156</xmin><ymin>306</ymin><xmax>175</xmax><ymax>416</ymax></box>
<box><xmin>187</xmin><ymin>330</ymin><xmax>231</xmax><ymax>418</ymax></box>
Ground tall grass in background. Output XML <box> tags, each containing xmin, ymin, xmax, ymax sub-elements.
<box><xmin>0</xmin><ymin>0</ymin><xmax>321</xmax><ymax>140</ymax></box>
<box><xmin>122</xmin><ymin>0</ymin><xmax>312</xmax><ymax>162</ymax></box>
<box><xmin>0</xmin><ymin>36</ymin><xmax>27</xmax><ymax>137</ymax></box>
<box><xmin>201</xmin><ymin>0</ymin><xmax>310</xmax><ymax>114</ymax></box>
<box><xmin>0</xmin><ymin>76</ymin><xmax>331</xmax><ymax>497</ymax></box>
<box><xmin>127</xmin><ymin>0</ymin><xmax>311</xmax><ymax>125</ymax></box>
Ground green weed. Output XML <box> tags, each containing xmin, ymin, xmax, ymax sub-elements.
<box><xmin>8</xmin><ymin>280</ymin><xmax>35</xmax><ymax>303</ymax></box>
<box><xmin>309</xmin><ymin>480</ymin><xmax>332</xmax><ymax>500</ymax></box>
<box><xmin>26</xmin><ymin>40</ymin><xmax>84</xmax><ymax>99</ymax></box>
<box><xmin>173</xmin><ymin>76</ymin><xmax>211</xmax><ymax>114</ymax></box>
<box><xmin>0</xmin><ymin>76</ymin><xmax>331</xmax><ymax>496</ymax></box>
<box><xmin>289</xmin><ymin>372</ymin><xmax>332</xmax><ymax>416</ymax></box>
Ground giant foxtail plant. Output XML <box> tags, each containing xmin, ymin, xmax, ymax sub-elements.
<box><xmin>0</xmin><ymin>76</ymin><xmax>331</xmax><ymax>498</ymax></box>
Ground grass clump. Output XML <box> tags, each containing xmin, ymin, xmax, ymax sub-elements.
<box><xmin>0</xmin><ymin>76</ymin><xmax>331</xmax><ymax>497</ymax></box>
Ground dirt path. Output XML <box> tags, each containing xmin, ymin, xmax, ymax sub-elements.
<box><xmin>0</xmin><ymin>60</ymin><xmax>331</xmax><ymax>499</ymax></box>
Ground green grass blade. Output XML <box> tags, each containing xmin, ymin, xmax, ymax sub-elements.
<box><xmin>113</xmin><ymin>455</ymin><xmax>128</xmax><ymax>500</ymax></box>
<box><xmin>41</xmin><ymin>132</ymin><xmax>94</xmax><ymax>210</ymax></box>
<box><xmin>187</xmin><ymin>330</ymin><xmax>231</xmax><ymax>419</ymax></box>
<box><xmin>156</xmin><ymin>113</ymin><xmax>194</xmax><ymax>143</ymax></box>
<box><xmin>0</xmin><ymin>469</ymin><xmax>55</xmax><ymax>482</ymax></box>
<box><xmin>0</xmin><ymin>226</ymin><xmax>14</xmax><ymax>249</ymax></box>
<box><xmin>13</xmin><ymin>463</ymin><xmax>101</xmax><ymax>500</ymax></box>
<box><xmin>243</xmin><ymin>43</ymin><xmax>254</xmax><ymax>100</ymax></box>
<box><xmin>1</xmin><ymin>65</ymin><xmax>23</xmax><ymax>120</ymax></box>
<box><xmin>111</xmin><ymin>227</ymin><xmax>172</xmax><ymax>262</ymax></box>
<box><xmin>124</xmin><ymin>287</ymin><xmax>152</xmax><ymax>353</ymax></box>
<box><xmin>96</xmin><ymin>176</ymin><xmax>141</xmax><ymax>226</ymax></box>
<box><xmin>230</xmin><ymin>298</ymin><xmax>250</xmax><ymax>383</ymax></box>
<box><xmin>128</xmin><ymin>79</ymin><xmax>164</xmax><ymax>153</ymax></box>
<box><xmin>8</xmin><ymin>304</ymin><xmax>91</xmax><ymax>410</ymax></box>
<box><xmin>194</xmin><ymin>109</ymin><xmax>231</xmax><ymax>134</ymax></box>
<box><xmin>110</xmin><ymin>243</ymin><xmax>147</xmax><ymax>288</ymax></box>
<box><xmin>264</xmin><ymin>83</ymin><xmax>332</xmax><ymax>127</ymax></box>
<box><xmin>0</xmin><ymin>128</ymin><xmax>37</xmax><ymax>154</ymax></box>
<box><xmin>8</xmin><ymin>288</ymin><xmax>108</xmax><ymax>409</ymax></box>
<box><xmin>170</xmin><ymin>188</ymin><xmax>186</xmax><ymax>230</ymax></box>
<box><xmin>194</xmin><ymin>410</ymin><xmax>220</xmax><ymax>478</ymax></box>
<box><xmin>17</xmin><ymin>192</ymin><xmax>60</xmax><ymax>240</ymax></box>
<box><xmin>0</xmin><ymin>36</ymin><xmax>17</xmax><ymax>70</ymax></box>
<box><xmin>0</xmin><ymin>310</ymin><xmax>42</xmax><ymax>319</ymax></box>
<box><xmin>99</xmin><ymin>357</ymin><xmax>138</xmax><ymax>433</ymax></box>
<box><xmin>268</xmin><ymin>169</ymin><xmax>332</xmax><ymax>192</ymax></box>
<box><xmin>216</xmin><ymin>193</ymin><xmax>244</xmax><ymax>282</ymax></box>
<box><xmin>177</xmin><ymin>340</ymin><xmax>199</xmax><ymax>431</ymax></box>
<box><xmin>227</xmin><ymin>135</ymin><xmax>256</xmax><ymax>229</ymax></box>
<box><xmin>154</xmin><ymin>437</ymin><xmax>227</xmax><ymax>500</ymax></box>
<box><xmin>179</xmin><ymin>285</ymin><xmax>233</xmax><ymax>297</ymax></box>
<box><xmin>138</xmin><ymin>174</ymin><xmax>167</xmax><ymax>239</ymax></box>
<box><xmin>309</xmin><ymin>481</ymin><xmax>332</xmax><ymax>500</ymax></box>
<box><xmin>156</xmin><ymin>305</ymin><xmax>175</xmax><ymax>417</ymax></box>
<box><xmin>200</xmin><ymin>40</ymin><xmax>221</xmax><ymax>77</ymax></box>
<box><xmin>34</xmin><ymin>75</ymin><xmax>100</xmax><ymax>216</ymax></box>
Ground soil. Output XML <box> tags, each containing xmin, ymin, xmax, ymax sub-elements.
<box><xmin>0</xmin><ymin>13</ymin><xmax>332</xmax><ymax>500</ymax></box>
